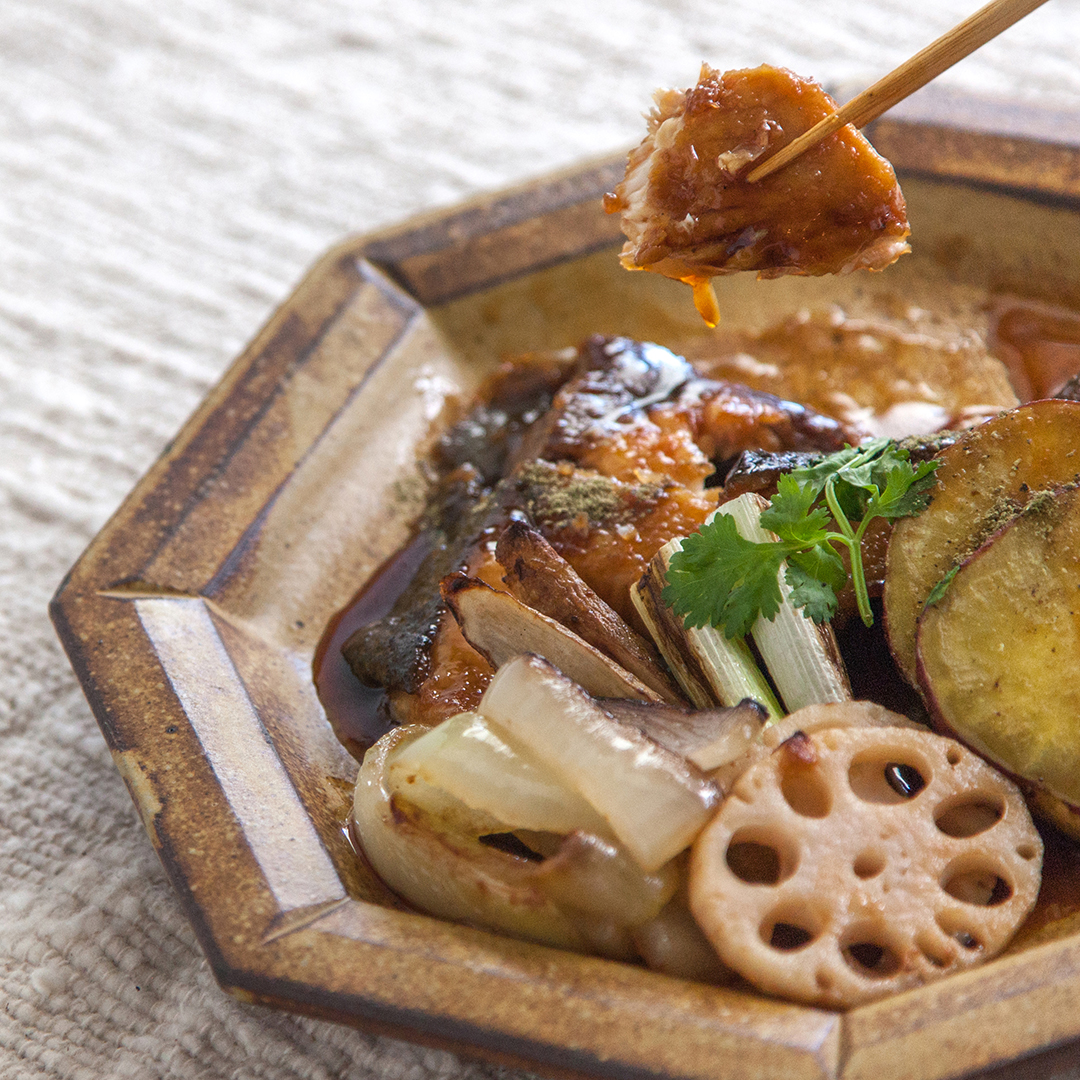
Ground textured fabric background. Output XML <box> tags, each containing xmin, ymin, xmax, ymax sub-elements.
<box><xmin>4</xmin><ymin>1</ymin><xmax>1080</xmax><ymax>1077</ymax></box>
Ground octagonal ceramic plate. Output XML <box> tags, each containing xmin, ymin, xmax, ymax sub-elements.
<box><xmin>53</xmin><ymin>88</ymin><xmax>1080</xmax><ymax>1080</ymax></box>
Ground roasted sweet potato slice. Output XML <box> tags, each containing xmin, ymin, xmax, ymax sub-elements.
<box><xmin>916</xmin><ymin>484</ymin><xmax>1080</xmax><ymax>814</ymax></box>
<box><xmin>884</xmin><ymin>399</ymin><xmax>1080</xmax><ymax>685</ymax></box>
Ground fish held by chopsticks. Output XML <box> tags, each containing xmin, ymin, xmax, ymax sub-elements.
<box><xmin>605</xmin><ymin>65</ymin><xmax>910</xmax><ymax>325</ymax></box>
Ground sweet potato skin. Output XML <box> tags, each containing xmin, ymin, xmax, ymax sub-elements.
<box><xmin>916</xmin><ymin>484</ymin><xmax>1080</xmax><ymax>816</ymax></box>
<box><xmin>884</xmin><ymin>399</ymin><xmax>1080</xmax><ymax>685</ymax></box>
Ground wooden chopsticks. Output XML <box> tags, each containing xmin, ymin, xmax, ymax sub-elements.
<box><xmin>746</xmin><ymin>0</ymin><xmax>1051</xmax><ymax>182</ymax></box>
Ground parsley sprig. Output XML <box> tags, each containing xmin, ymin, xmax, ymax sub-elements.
<box><xmin>662</xmin><ymin>438</ymin><xmax>939</xmax><ymax>639</ymax></box>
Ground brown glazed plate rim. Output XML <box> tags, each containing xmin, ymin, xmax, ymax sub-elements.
<box><xmin>51</xmin><ymin>87</ymin><xmax>1080</xmax><ymax>1080</ymax></box>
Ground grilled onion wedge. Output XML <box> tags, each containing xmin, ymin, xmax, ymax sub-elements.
<box><xmin>479</xmin><ymin>655</ymin><xmax>720</xmax><ymax>873</ymax></box>
<box><xmin>354</xmin><ymin>724</ymin><xmax>679</xmax><ymax>957</ymax></box>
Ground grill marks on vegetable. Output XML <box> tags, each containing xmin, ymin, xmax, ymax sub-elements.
<box><xmin>479</xmin><ymin>832</ymin><xmax>547</xmax><ymax>861</ymax></box>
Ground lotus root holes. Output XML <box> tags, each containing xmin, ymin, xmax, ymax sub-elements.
<box><xmin>935</xmin><ymin>794</ymin><xmax>1005</xmax><ymax>838</ymax></box>
<box><xmin>852</xmin><ymin>848</ymin><xmax>886</xmax><ymax>879</ymax></box>
<box><xmin>726</xmin><ymin>828</ymin><xmax>797</xmax><ymax>885</ymax></box>
<box><xmin>916</xmin><ymin>931</ymin><xmax>954</xmax><ymax>969</ymax></box>
<box><xmin>840</xmin><ymin>922</ymin><xmax>902</xmax><ymax>979</ymax></box>
<box><xmin>769</xmin><ymin>923</ymin><xmax>815</xmax><ymax>950</ymax></box>
<box><xmin>761</xmin><ymin>902</ymin><xmax>824</xmax><ymax>951</ymax></box>
<box><xmin>849</xmin><ymin>749</ymin><xmax>931</xmax><ymax>804</ymax></box>
<box><xmin>689</xmin><ymin>724</ymin><xmax>1043</xmax><ymax>1008</ymax></box>
<box><xmin>936</xmin><ymin>911</ymin><xmax>984</xmax><ymax>952</ymax></box>
<box><xmin>884</xmin><ymin>762</ymin><xmax>925</xmax><ymax>797</ymax></box>
<box><xmin>942</xmin><ymin>862</ymin><xmax>1013</xmax><ymax>906</ymax></box>
<box><xmin>779</xmin><ymin>759</ymin><xmax>832</xmax><ymax>818</ymax></box>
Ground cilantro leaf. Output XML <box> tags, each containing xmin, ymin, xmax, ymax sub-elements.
<box><xmin>834</xmin><ymin>437</ymin><xmax>891</xmax><ymax>491</ymax></box>
<box><xmin>788</xmin><ymin>543</ymin><xmax>847</xmax><ymax>597</ymax></box>
<box><xmin>662</xmin><ymin>438</ymin><xmax>941</xmax><ymax>637</ymax></box>
<box><xmin>871</xmin><ymin>458</ymin><xmax>939</xmax><ymax>520</ymax></box>
<box><xmin>785</xmin><ymin>562</ymin><xmax>840</xmax><ymax>624</ymax></box>
<box><xmin>662</xmin><ymin>513</ymin><xmax>787</xmax><ymax>637</ymax></box>
<box><xmin>795</xmin><ymin>442</ymin><xmax>875</xmax><ymax>492</ymax></box>
<box><xmin>760</xmin><ymin>474</ymin><xmax>832</xmax><ymax>544</ymax></box>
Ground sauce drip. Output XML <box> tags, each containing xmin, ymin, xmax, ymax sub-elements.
<box><xmin>689</xmin><ymin>278</ymin><xmax>721</xmax><ymax>327</ymax></box>
<box><xmin>884</xmin><ymin>762</ymin><xmax>925</xmax><ymax>798</ymax></box>
<box><xmin>313</xmin><ymin>531</ymin><xmax>433</xmax><ymax>759</ymax></box>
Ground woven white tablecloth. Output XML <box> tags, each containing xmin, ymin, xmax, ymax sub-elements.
<box><xmin>4</xmin><ymin>2</ymin><xmax>1080</xmax><ymax>1077</ymax></box>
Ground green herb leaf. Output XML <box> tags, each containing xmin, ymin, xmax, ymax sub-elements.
<box><xmin>871</xmin><ymin>458</ymin><xmax>939</xmax><ymax>520</ymax></box>
<box><xmin>835</xmin><ymin>437</ymin><xmax>892</xmax><ymax>490</ymax></box>
<box><xmin>664</xmin><ymin>439</ymin><xmax>940</xmax><ymax>636</ymax></box>
<box><xmin>788</xmin><ymin>543</ymin><xmax>847</xmax><ymax>597</ymax></box>
<box><xmin>760</xmin><ymin>474</ymin><xmax>832</xmax><ymax>543</ymax></box>
<box><xmin>923</xmin><ymin>564</ymin><xmax>960</xmax><ymax>608</ymax></box>
<box><xmin>661</xmin><ymin>514</ymin><xmax>788</xmax><ymax>639</ymax></box>
<box><xmin>785</xmin><ymin>562</ymin><xmax>841</xmax><ymax>624</ymax></box>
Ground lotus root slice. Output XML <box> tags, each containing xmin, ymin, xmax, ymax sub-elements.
<box><xmin>689</xmin><ymin>725</ymin><xmax>1042</xmax><ymax>1008</ymax></box>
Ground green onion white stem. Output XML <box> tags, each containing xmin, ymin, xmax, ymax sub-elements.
<box><xmin>632</xmin><ymin>538</ymin><xmax>782</xmax><ymax>719</ymax></box>
<box><xmin>718</xmin><ymin>493</ymin><xmax>851</xmax><ymax>713</ymax></box>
